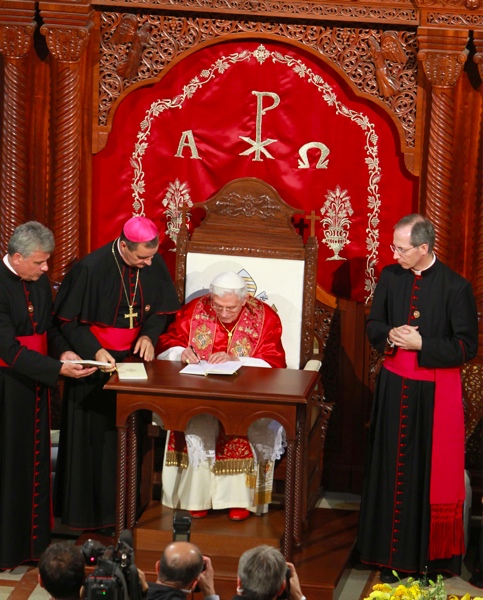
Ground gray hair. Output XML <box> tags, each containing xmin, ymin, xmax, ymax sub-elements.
<box><xmin>8</xmin><ymin>221</ymin><xmax>55</xmax><ymax>257</ymax></box>
<box><xmin>209</xmin><ymin>283</ymin><xmax>248</xmax><ymax>300</ymax></box>
<box><xmin>237</xmin><ymin>545</ymin><xmax>287</xmax><ymax>600</ymax></box>
<box><xmin>394</xmin><ymin>214</ymin><xmax>436</xmax><ymax>252</ymax></box>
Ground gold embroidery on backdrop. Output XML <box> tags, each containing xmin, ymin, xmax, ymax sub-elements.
<box><xmin>98</xmin><ymin>15</ymin><xmax>418</xmax><ymax>152</ymax></box>
<box><xmin>320</xmin><ymin>186</ymin><xmax>354</xmax><ymax>261</ymax></box>
<box><xmin>161</xmin><ymin>179</ymin><xmax>193</xmax><ymax>247</ymax></box>
<box><xmin>130</xmin><ymin>45</ymin><xmax>382</xmax><ymax>300</ymax></box>
<box><xmin>298</xmin><ymin>143</ymin><xmax>330</xmax><ymax>169</ymax></box>
<box><xmin>239</xmin><ymin>91</ymin><xmax>279</xmax><ymax>161</ymax></box>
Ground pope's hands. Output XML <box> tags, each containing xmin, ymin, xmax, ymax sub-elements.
<box><xmin>208</xmin><ymin>352</ymin><xmax>239</xmax><ymax>364</ymax></box>
<box><xmin>181</xmin><ymin>346</ymin><xmax>200</xmax><ymax>364</ymax></box>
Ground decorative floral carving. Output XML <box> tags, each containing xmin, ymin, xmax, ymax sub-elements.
<box><xmin>368</xmin><ymin>31</ymin><xmax>408</xmax><ymax>97</ymax></box>
<box><xmin>40</xmin><ymin>26</ymin><xmax>92</xmax><ymax>62</ymax></box>
<box><xmin>427</xmin><ymin>11</ymin><xmax>483</xmax><ymax>24</ymax></box>
<box><xmin>415</xmin><ymin>0</ymin><xmax>482</xmax><ymax>6</ymax></box>
<box><xmin>99</xmin><ymin>0</ymin><xmax>418</xmax><ymax>22</ymax></box>
<box><xmin>0</xmin><ymin>24</ymin><xmax>35</xmax><ymax>59</ymax></box>
<box><xmin>98</xmin><ymin>14</ymin><xmax>418</xmax><ymax>151</ymax></box>
<box><xmin>417</xmin><ymin>49</ymin><xmax>468</xmax><ymax>87</ymax></box>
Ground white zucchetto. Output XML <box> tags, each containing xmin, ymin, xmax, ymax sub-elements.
<box><xmin>210</xmin><ymin>271</ymin><xmax>246</xmax><ymax>289</ymax></box>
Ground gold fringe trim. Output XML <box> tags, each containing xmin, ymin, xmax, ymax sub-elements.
<box><xmin>246</xmin><ymin>473</ymin><xmax>257</xmax><ymax>489</ymax></box>
<box><xmin>253</xmin><ymin>489</ymin><xmax>273</xmax><ymax>505</ymax></box>
<box><xmin>164</xmin><ymin>450</ymin><xmax>189</xmax><ymax>470</ymax></box>
<box><xmin>212</xmin><ymin>458</ymin><xmax>254</xmax><ymax>477</ymax></box>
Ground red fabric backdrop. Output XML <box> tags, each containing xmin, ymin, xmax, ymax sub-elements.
<box><xmin>92</xmin><ymin>39</ymin><xmax>418</xmax><ymax>302</ymax></box>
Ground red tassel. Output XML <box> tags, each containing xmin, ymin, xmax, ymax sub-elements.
<box><xmin>429</xmin><ymin>501</ymin><xmax>465</xmax><ymax>560</ymax></box>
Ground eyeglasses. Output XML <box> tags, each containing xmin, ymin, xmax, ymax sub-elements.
<box><xmin>211</xmin><ymin>302</ymin><xmax>240</xmax><ymax>314</ymax></box>
<box><xmin>390</xmin><ymin>244</ymin><xmax>419</xmax><ymax>255</ymax></box>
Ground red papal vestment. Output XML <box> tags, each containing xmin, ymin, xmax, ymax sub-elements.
<box><xmin>156</xmin><ymin>294</ymin><xmax>286</xmax><ymax>512</ymax></box>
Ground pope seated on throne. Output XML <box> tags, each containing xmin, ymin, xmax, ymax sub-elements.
<box><xmin>156</xmin><ymin>271</ymin><xmax>287</xmax><ymax>521</ymax></box>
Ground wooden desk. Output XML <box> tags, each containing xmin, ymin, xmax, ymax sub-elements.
<box><xmin>105</xmin><ymin>360</ymin><xmax>319</xmax><ymax>560</ymax></box>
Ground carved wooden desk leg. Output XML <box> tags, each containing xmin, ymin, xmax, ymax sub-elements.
<box><xmin>281</xmin><ymin>439</ymin><xmax>295</xmax><ymax>561</ymax></box>
<box><xmin>127</xmin><ymin>412</ymin><xmax>138</xmax><ymax>531</ymax></box>
<box><xmin>116</xmin><ymin>424</ymin><xmax>128</xmax><ymax>540</ymax></box>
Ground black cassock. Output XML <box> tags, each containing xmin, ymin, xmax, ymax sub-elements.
<box><xmin>0</xmin><ymin>262</ymin><xmax>69</xmax><ymax>568</ymax></box>
<box><xmin>357</xmin><ymin>258</ymin><xmax>478</xmax><ymax>576</ymax></box>
<box><xmin>53</xmin><ymin>241</ymin><xmax>179</xmax><ymax>529</ymax></box>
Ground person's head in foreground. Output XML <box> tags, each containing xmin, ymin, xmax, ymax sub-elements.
<box><xmin>38</xmin><ymin>542</ymin><xmax>86</xmax><ymax>600</ymax></box>
<box><xmin>236</xmin><ymin>545</ymin><xmax>288</xmax><ymax>600</ymax></box>
<box><xmin>156</xmin><ymin>541</ymin><xmax>205</xmax><ymax>592</ymax></box>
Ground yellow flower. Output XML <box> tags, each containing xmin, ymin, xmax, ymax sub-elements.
<box><xmin>373</xmin><ymin>584</ymin><xmax>394</xmax><ymax>592</ymax></box>
<box><xmin>367</xmin><ymin>591</ymin><xmax>390</xmax><ymax>599</ymax></box>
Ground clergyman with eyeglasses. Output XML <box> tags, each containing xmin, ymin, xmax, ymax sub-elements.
<box><xmin>156</xmin><ymin>271</ymin><xmax>286</xmax><ymax>522</ymax></box>
<box><xmin>357</xmin><ymin>214</ymin><xmax>478</xmax><ymax>583</ymax></box>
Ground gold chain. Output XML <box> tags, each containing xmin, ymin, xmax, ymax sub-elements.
<box><xmin>217</xmin><ymin>314</ymin><xmax>241</xmax><ymax>346</ymax></box>
<box><xmin>111</xmin><ymin>240</ymin><xmax>140</xmax><ymax>329</ymax></box>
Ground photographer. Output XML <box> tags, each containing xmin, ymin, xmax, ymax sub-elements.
<box><xmin>234</xmin><ymin>545</ymin><xmax>306</xmax><ymax>600</ymax></box>
<box><xmin>38</xmin><ymin>542</ymin><xmax>85</xmax><ymax>600</ymax></box>
<box><xmin>147</xmin><ymin>541</ymin><xmax>219</xmax><ymax>600</ymax></box>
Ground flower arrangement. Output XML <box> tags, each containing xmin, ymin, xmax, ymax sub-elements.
<box><xmin>364</xmin><ymin>572</ymin><xmax>483</xmax><ymax>600</ymax></box>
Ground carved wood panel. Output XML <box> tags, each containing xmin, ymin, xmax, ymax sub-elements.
<box><xmin>96</xmin><ymin>13</ymin><xmax>419</xmax><ymax>158</ymax></box>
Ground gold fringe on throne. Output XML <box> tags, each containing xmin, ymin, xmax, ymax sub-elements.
<box><xmin>253</xmin><ymin>460</ymin><xmax>274</xmax><ymax>505</ymax></box>
<box><xmin>212</xmin><ymin>457</ymin><xmax>255</xmax><ymax>479</ymax></box>
<box><xmin>164</xmin><ymin>452</ymin><xmax>274</xmax><ymax>505</ymax></box>
<box><xmin>165</xmin><ymin>450</ymin><xmax>190</xmax><ymax>469</ymax></box>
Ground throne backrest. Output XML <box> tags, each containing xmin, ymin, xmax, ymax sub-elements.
<box><xmin>175</xmin><ymin>177</ymin><xmax>318</xmax><ymax>369</ymax></box>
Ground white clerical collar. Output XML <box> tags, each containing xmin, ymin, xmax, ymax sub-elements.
<box><xmin>412</xmin><ymin>252</ymin><xmax>436</xmax><ymax>276</ymax></box>
<box><xmin>3</xmin><ymin>254</ymin><xmax>18</xmax><ymax>276</ymax></box>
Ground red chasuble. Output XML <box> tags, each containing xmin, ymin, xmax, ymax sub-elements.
<box><xmin>157</xmin><ymin>294</ymin><xmax>286</xmax><ymax>473</ymax></box>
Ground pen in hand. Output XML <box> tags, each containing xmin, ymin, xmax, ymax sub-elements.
<box><xmin>190</xmin><ymin>345</ymin><xmax>200</xmax><ymax>363</ymax></box>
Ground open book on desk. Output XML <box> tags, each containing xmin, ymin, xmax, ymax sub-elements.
<box><xmin>180</xmin><ymin>360</ymin><xmax>242</xmax><ymax>376</ymax></box>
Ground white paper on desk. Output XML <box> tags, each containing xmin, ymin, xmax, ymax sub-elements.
<box><xmin>180</xmin><ymin>360</ymin><xmax>242</xmax><ymax>376</ymax></box>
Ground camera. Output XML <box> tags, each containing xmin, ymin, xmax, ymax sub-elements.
<box><xmin>276</xmin><ymin>567</ymin><xmax>291</xmax><ymax>600</ymax></box>
<box><xmin>173</xmin><ymin>510</ymin><xmax>192</xmax><ymax>542</ymax></box>
<box><xmin>81</xmin><ymin>530</ymin><xmax>142</xmax><ymax>600</ymax></box>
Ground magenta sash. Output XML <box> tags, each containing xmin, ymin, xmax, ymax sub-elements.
<box><xmin>384</xmin><ymin>349</ymin><xmax>465</xmax><ymax>559</ymax></box>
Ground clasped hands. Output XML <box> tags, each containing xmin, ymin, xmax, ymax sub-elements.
<box><xmin>388</xmin><ymin>324</ymin><xmax>422</xmax><ymax>351</ymax></box>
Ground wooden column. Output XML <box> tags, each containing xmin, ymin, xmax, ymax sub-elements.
<box><xmin>472</xmin><ymin>32</ymin><xmax>483</xmax><ymax>347</ymax></box>
<box><xmin>39</xmin><ymin>4</ymin><xmax>93</xmax><ymax>289</ymax></box>
<box><xmin>0</xmin><ymin>1</ymin><xmax>36</xmax><ymax>253</ymax></box>
<box><xmin>417</xmin><ymin>27</ymin><xmax>469</xmax><ymax>263</ymax></box>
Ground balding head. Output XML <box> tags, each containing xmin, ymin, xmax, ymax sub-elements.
<box><xmin>157</xmin><ymin>542</ymin><xmax>204</xmax><ymax>590</ymax></box>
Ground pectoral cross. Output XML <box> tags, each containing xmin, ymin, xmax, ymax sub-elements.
<box><xmin>124</xmin><ymin>305</ymin><xmax>138</xmax><ymax>329</ymax></box>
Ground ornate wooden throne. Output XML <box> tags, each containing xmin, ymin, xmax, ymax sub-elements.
<box><xmin>171</xmin><ymin>176</ymin><xmax>332</xmax><ymax>522</ymax></box>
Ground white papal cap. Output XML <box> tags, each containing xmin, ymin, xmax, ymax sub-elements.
<box><xmin>210</xmin><ymin>271</ymin><xmax>246</xmax><ymax>289</ymax></box>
